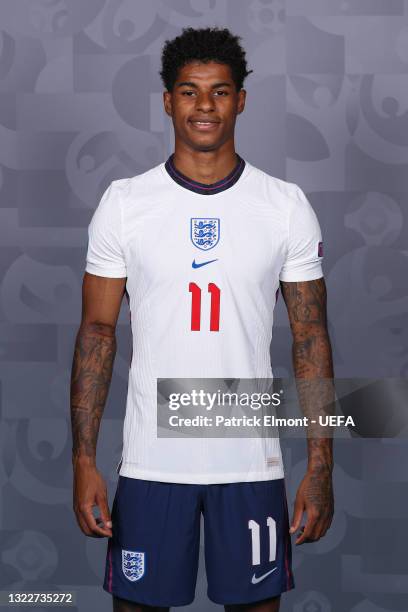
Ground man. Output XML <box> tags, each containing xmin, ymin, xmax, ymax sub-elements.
<box><xmin>71</xmin><ymin>26</ymin><xmax>334</xmax><ymax>612</ymax></box>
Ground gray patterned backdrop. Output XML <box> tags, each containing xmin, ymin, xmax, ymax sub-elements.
<box><xmin>1</xmin><ymin>1</ymin><xmax>407</xmax><ymax>611</ymax></box>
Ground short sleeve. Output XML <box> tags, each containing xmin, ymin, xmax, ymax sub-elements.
<box><xmin>85</xmin><ymin>181</ymin><xmax>127</xmax><ymax>278</ymax></box>
<box><xmin>279</xmin><ymin>185</ymin><xmax>324</xmax><ymax>282</ymax></box>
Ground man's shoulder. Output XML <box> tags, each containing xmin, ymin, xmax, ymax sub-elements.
<box><xmin>246</xmin><ymin>161</ymin><xmax>301</xmax><ymax>199</ymax></box>
<box><xmin>112</xmin><ymin>161</ymin><xmax>165</xmax><ymax>197</ymax></box>
<box><xmin>244</xmin><ymin>160</ymin><xmax>303</xmax><ymax>208</ymax></box>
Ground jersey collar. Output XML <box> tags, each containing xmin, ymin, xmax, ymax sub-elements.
<box><xmin>164</xmin><ymin>153</ymin><xmax>246</xmax><ymax>195</ymax></box>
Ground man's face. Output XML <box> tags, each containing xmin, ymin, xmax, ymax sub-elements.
<box><xmin>163</xmin><ymin>61</ymin><xmax>246</xmax><ymax>152</ymax></box>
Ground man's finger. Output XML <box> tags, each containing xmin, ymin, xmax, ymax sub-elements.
<box><xmin>295</xmin><ymin>511</ymin><xmax>319</xmax><ymax>545</ymax></box>
<box><xmin>95</xmin><ymin>516</ymin><xmax>113</xmax><ymax>537</ymax></box>
<box><xmin>76</xmin><ymin>512</ymin><xmax>95</xmax><ymax>537</ymax></box>
<box><xmin>296</xmin><ymin>527</ymin><xmax>315</xmax><ymax>545</ymax></box>
<box><xmin>80</xmin><ymin>505</ymin><xmax>110</xmax><ymax>537</ymax></box>
<box><xmin>96</xmin><ymin>493</ymin><xmax>113</xmax><ymax>532</ymax></box>
<box><xmin>320</xmin><ymin>513</ymin><xmax>334</xmax><ymax>538</ymax></box>
<box><xmin>289</xmin><ymin>496</ymin><xmax>304</xmax><ymax>534</ymax></box>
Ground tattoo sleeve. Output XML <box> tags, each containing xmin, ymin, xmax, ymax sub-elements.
<box><xmin>280</xmin><ymin>278</ymin><xmax>335</xmax><ymax>471</ymax></box>
<box><xmin>70</xmin><ymin>323</ymin><xmax>117</xmax><ymax>466</ymax></box>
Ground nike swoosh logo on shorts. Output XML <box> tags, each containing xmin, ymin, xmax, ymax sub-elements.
<box><xmin>251</xmin><ymin>567</ymin><xmax>277</xmax><ymax>584</ymax></box>
<box><xmin>192</xmin><ymin>258</ymin><xmax>218</xmax><ymax>268</ymax></box>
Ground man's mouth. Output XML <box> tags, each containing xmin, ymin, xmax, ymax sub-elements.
<box><xmin>189</xmin><ymin>120</ymin><xmax>220</xmax><ymax>131</ymax></box>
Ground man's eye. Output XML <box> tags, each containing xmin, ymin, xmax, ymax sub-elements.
<box><xmin>181</xmin><ymin>90</ymin><xmax>228</xmax><ymax>96</ymax></box>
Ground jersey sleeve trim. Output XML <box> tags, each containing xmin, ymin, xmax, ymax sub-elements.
<box><xmin>85</xmin><ymin>263</ymin><xmax>127</xmax><ymax>277</ymax></box>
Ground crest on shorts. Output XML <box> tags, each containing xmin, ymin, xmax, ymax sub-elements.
<box><xmin>122</xmin><ymin>549</ymin><xmax>145</xmax><ymax>582</ymax></box>
<box><xmin>191</xmin><ymin>218</ymin><xmax>220</xmax><ymax>251</ymax></box>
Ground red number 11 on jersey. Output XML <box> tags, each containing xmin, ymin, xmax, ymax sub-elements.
<box><xmin>189</xmin><ymin>282</ymin><xmax>220</xmax><ymax>332</ymax></box>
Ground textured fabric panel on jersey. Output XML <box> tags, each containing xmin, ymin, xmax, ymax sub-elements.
<box><xmin>85</xmin><ymin>156</ymin><xmax>324</xmax><ymax>484</ymax></box>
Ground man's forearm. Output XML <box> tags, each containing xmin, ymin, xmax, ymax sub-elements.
<box><xmin>292</xmin><ymin>330</ymin><xmax>334</xmax><ymax>471</ymax></box>
<box><xmin>281</xmin><ymin>279</ymin><xmax>335</xmax><ymax>471</ymax></box>
<box><xmin>70</xmin><ymin>322</ymin><xmax>116</xmax><ymax>467</ymax></box>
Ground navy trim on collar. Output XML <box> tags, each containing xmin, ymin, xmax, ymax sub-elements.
<box><xmin>164</xmin><ymin>153</ymin><xmax>245</xmax><ymax>195</ymax></box>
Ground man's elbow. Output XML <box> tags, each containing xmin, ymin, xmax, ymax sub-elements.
<box><xmin>78</xmin><ymin>320</ymin><xmax>117</xmax><ymax>338</ymax></box>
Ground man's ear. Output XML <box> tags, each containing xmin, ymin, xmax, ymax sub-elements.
<box><xmin>163</xmin><ymin>91</ymin><xmax>172</xmax><ymax>117</ymax></box>
<box><xmin>237</xmin><ymin>88</ymin><xmax>246</xmax><ymax>115</ymax></box>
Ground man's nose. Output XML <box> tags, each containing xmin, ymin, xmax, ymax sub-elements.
<box><xmin>195</xmin><ymin>92</ymin><xmax>216</xmax><ymax>111</ymax></box>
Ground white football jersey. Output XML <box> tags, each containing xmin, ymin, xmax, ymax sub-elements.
<box><xmin>85</xmin><ymin>154</ymin><xmax>324</xmax><ymax>484</ymax></box>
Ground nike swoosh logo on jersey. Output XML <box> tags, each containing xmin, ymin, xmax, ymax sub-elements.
<box><xmin>192</xmin><ymin>258</ymin><xmax>218</xmax><ymax>269</ymax></box>
<box><xmin>251</xmin><ymin>567</ymin><xmax>277</xmax><ymax>584</ymax></box>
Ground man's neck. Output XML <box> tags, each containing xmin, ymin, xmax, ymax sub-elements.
<box><xmin>172</xmin><ymin>147</ymin><xmax>239</xmax><ymax>184</ymax></box>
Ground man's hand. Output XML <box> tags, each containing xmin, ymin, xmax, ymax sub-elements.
<box><xmin>289</xmin><ymin>464</ymin><xmax>334</xmax><ymax>545</ymax></box>
<box><xmin>73</xmin><ymin>461</ymin><xmax>113</xmax><ymax>538</ymax></box>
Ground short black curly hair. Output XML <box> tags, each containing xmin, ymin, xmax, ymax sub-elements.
<box><xmin>159</xmin><ymin>26</ymin><xmax>253</xmax><ymax>92</ymax></box>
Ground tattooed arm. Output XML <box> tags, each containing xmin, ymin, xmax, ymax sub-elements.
<box><xmin>279</xmin><ymin>277</ymin><xmax>335</xmax><ymax>545</ymax></box>
<box><xmin>70</xmin><ymin>272</ymin><xmax>126</xmax><ymax>538</ymax></box>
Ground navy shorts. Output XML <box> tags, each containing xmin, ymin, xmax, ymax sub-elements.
<box><xmin>103</xmin><ymin>476</ymin><xmax>294</xmax><ymax>607</ymax></box>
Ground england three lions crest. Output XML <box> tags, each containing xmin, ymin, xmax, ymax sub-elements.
<box><xmin>191</xmin><ymin>218</ymin><xmax>220</xmax><ymax>251</ymax></box>
<box><xmin>122</xmin><ymin>549</ymin><xmax>145</xmax><ymax>582</ymax></box>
